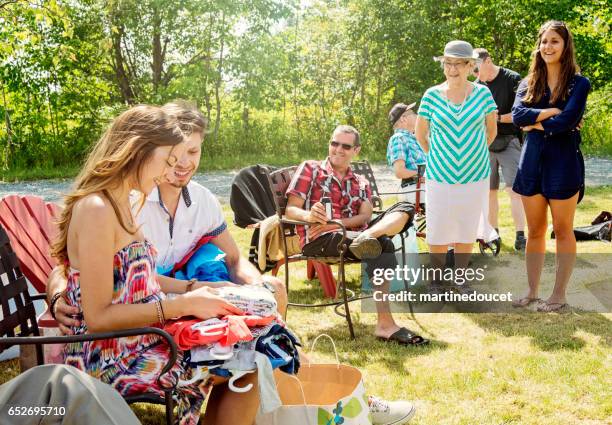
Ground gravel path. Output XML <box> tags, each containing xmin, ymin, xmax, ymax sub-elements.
<box><xmin>1</xmin><ymin>158</ymin><xmax>610</xmax><ymax>204</ymax></box>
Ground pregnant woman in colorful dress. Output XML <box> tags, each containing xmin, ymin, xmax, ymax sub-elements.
<box><xmin>415</xmin><ymin>40</ymin><xmax>498</xmax><ymax>292</ymax></box>
<box><xmin>51</xmin><ymin>105</ymin><xmax>254</xmax><ymax>425</ymax></box>
<box><xmin>511</xmin><ymin>21</ymin><xmax>590</xmax><ymax>312</ymax></box>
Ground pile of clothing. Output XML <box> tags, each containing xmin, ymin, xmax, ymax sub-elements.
<box><xmin>164</xmin><ymin>284</ymin><xmax>301</xmax><ymax>413</ymax></box>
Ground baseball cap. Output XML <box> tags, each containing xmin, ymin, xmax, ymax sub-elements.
<box><xmin>388</xmin><ymin>102</ymin><xmax>417</xmax><ymax>126</ymax></box>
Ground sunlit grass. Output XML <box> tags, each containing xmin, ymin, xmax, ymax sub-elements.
<box><xmin>1</xmin><ymin>188</ymin><xmax>610</xmax><ymax>424</ymax></box>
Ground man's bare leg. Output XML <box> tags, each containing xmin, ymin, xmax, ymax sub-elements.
<box><xmin>489</xmin><ymin>189</ymin><xmax>499</xmax><ymax>229</ymax></box>
<box><xmin>372</xmin><ymin>276</ymin><xmax>401</xmax><ymax>338</ymax></box>
<box><xmin>361</xmin><ymin>211</ymin><xmax>410</xmax><ymax>238</ymax></box>
<box><xmin>508</xmin><ymin>188</ymin><xmax>526</xmax><ymax>232</ymax></box>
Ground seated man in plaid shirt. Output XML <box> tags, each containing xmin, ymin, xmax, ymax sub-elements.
<box><xmin>285</xmin><ymin>125</ymin><xmax>428</xmax><ymax>346</ymax></box>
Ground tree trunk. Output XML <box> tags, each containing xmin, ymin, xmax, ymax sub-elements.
<box><xmin>292</xmin><ymin>9</ymin><xmax>301</xmax><ymax>135</ymax></box>
<box><xmin>375</xmin><ymin>59</ymin><xmax>383</xmax><ymax>116</ymax></box>
<box><xmin>45</xmin><ymin>87</ymin><xmax>57</xmax><ymax>143</ymax></box>
<box><xmin>347</xmin><ymin>82</ymin><xmax>357</xmax><ymax>126</ymax></box>
<box><xmin>359</xmin><ymin>45</ymin><xmax>369</xmax><ymax>107</ymax></box>
<box><xmin>151</xmin><ymin>6</ymin><xmax>164</xmax><ymax>94</ymax></box>
<box><xmin>201</xmin><ymin>16</ymin><xmax>214</xmax><ymax>124</ymax></box>
<box><xmin>1</xmin><ymin>80</ymin><xmax>13</xmax><ymax>168</ymax></box>
<box><xmin>319</xmin><ymin>84</ymin><xmax>327</xmax><ymax>122</ymax></box>
<box><xmin>109</xmin><ymin>4</ymin><xmax>135</xmax><ymax>105</ymax></box>
<box><xmin>242</xmin><ymin>106</ymin><xmax>249</xmax><ymax>134</ymax></box>
<box><xmin>213</xmin><ymin>11</ymin><xmax>226</xmax><ymax>143</ymax></box>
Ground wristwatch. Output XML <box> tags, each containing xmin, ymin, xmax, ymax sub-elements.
<box><xmin>261</xmin><ymin>279</ymin><xmax>276</xmax><ymax>293</ymax></box>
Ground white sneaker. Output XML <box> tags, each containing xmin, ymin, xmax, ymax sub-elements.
<box><xmin>369</xmin><ymin>395</ymin><xmax>416</xmax><ymax>425</ymax></box>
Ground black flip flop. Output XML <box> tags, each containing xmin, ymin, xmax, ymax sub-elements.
<box><xmin>377</xmin><ymin>327</ymin><xmax>429</xmax><ymax>346</ymax></box>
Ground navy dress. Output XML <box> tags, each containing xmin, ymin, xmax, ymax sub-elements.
<box><xmin>512</xmin><ymin>75</ymin><xmax>590</xmax><ymax>202</ymax></box>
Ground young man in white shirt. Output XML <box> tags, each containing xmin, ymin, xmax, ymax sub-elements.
<box><xmin>473</xmin><ymin>48</ymin><xmax>526</xmax><ymax>251</ymax></box>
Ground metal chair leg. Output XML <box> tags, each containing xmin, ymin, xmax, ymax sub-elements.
<box><xmin>401</xmin><ymin>231</ymin><xmax>417</xmax><ymax>321</ymax></box>
<box><xmin>283</xmin><ymin>256</ymin><xmax>290</xmax><ymax>321</ymax></box>
<box><xmin>35</xmin><ymin>342</ymin><xmax>44</xmax><ymax>366</ymax></box>
<box><xmin>164</xmin><ymin>390</ymin><xmax>174</xmax><ymax>425</ymax></box>
<box><xmin>339</xmin><ymin>257</ymin><xmax>355</xmax><ymax>339</ymax></box>
<box><xmin>401</xmin><ymin>236</ymin><xmax>409</xmax><ymax>292</ymax></box>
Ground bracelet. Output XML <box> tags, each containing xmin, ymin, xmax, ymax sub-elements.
<box><xmin>186</xmin><ymin>278</ymin><xmax>197</xmax><ymax>293</ymax></box>
<box><xmin>260</xmin><ymin>278</ymin><xmax>276</xmax><ymax>293</ymax></box>
<box><xmin>159</xmin><ymin>300</ymin><xmax>167</xmax><ymax>323</ymax></box>
<box><xmin>49</xmin><ymin>292</ymin><xmax>64</xmax><ymax>320</ymax></box>
<box><xmin>155</xmin><ymin>300</ymin><xmax>166</xmax><ymax>327</ymax></box>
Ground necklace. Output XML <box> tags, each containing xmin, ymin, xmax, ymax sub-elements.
<box><xmin>444</xmin><ymin>82</ymin><xmax>470</xmax><ymax>116</ymax></box>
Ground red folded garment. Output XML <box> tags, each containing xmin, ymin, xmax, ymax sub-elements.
<box><xmin>164</xmin><ymin>315</ymin><xmax>276</xmax><ymax>350</ymax></box>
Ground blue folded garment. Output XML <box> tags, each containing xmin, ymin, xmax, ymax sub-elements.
<box><xmin>158</xmin><ymin>243</ymin><xmax>231</xmax><ymax>282</ymax></box>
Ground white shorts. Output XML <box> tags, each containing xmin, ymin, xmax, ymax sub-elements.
<box><xmin>397</xmin><ymin>182</ymin><xmax>426</xmax><ymax>205</ymax></box>
<box><xmin>425</xmin><ymin>178</ymin><xmax>498</xmax><ymax>245</ymax></box>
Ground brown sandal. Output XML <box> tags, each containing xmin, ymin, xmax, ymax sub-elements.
<box><xmin>512</xmin><ymin>297</ymin><xmax>542</xmax><ymax>308</ymax></box>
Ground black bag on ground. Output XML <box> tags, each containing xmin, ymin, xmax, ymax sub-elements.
<box><xmin>551</xmin><ymin>211</ymin><xmax>611</xmax><ymax>242</ymax></box>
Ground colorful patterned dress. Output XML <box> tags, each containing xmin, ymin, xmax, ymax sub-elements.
<box><xmin>63</xmin><ymin>240</ymin><xmax>208</xmax><ymax>425</ymax></box>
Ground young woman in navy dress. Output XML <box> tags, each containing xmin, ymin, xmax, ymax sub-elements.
<box><xmin>511</xmin><ymin>21</ymin><xmax>590</xmax><ymax>312</ymax></box>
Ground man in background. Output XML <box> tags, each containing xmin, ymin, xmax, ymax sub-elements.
<box><xmin>386</xmin><ymin>102</ymin><xmax>427</xmax><ymax>205</ymax></box>
<box><xmin>474</xmin><ymin>48</ymin><xmax>526</xmax><ymax>251</ymax></box>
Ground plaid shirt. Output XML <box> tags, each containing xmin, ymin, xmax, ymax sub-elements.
<box><xmin>286</xmin><ymin>158</ymin><xmax>372</xmax><ymax>246</ymax></box>
<box><xmin>386</xmin><ymin>129</ymin><xmax>426</xmax><ymax>171</ymax></box>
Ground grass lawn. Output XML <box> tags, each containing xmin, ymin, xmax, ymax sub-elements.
<box><xmin>1</xmin><ymin>187</ymin><xmax>610</xmax><ymax>424</ymax></box>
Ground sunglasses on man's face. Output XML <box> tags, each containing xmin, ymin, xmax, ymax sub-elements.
<box><xmin>330</xmin><ymin>140</ymin><xmax>355</xmax><ymax>150</ymax></box>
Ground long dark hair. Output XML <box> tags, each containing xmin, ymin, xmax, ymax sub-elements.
<box><xmin>523</xmin><ymin>20</ymin><xmax>579</xmax><ymax>105</ymax></box>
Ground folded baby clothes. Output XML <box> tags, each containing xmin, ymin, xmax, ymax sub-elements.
<box><xmin>188</xmin><ymin>318</ymin><xmax>280</xmax><ymax>366</ymax></box>
<box><xmin>216</xmin><ymin>284</ymin><xmax>277</xmax><ymax>317</ymax></box>
<box><xmin>165</xmin><ymin>315</ymin><xmax>277</xmax><ymax>350</ymax></box>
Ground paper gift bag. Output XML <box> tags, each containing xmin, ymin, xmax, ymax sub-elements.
<box><xmin>256</xmin><ymin>335</ymin><xmax>372</xmax><ymax>425</ymax></box>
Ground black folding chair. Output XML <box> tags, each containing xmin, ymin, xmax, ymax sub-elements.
<box><xmin>263</xmin><ymin>166</ymin><xmax>370</xmax><ymax>339</ymax></box>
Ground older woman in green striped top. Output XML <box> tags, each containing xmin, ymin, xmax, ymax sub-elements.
<box><xmin>415</xmin><ymin>40</ymin><xmax>498</xmax><ymax>286</ymax></box>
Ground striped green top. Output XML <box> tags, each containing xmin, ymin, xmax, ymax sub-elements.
<box><xmin>418</xmin><ymin>83</ymin><xmax>497</xmax><ymax>184</ymax></box>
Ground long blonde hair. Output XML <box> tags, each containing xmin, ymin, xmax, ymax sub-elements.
<box><xmin>51</xmin><ymin>105</ymin><xmax>184</xmax><ymax>269</ymax></box>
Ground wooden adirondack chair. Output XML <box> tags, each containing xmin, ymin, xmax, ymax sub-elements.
<box><xmin>0</xmin><ymin>195</ymin><xmax>60</xmax><ymax>291</ymax></box>
<box><xmin>0</xmin><ymin>195</ymin><xmax>61</xmax><ymax>330</ymax></box>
